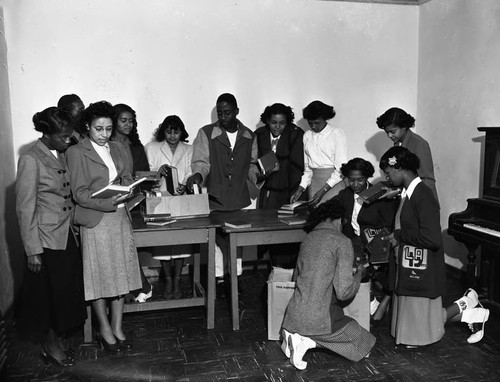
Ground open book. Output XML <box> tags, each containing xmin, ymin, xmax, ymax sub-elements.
<box><xmin>91</xmin><ymin>177</ymin><xmax>148</xmax><ymax>199</ymax></box>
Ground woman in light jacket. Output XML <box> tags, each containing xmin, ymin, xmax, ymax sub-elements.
<box><xmin>16</xmin><ymin>107</ymin><xmax>86</xmax><ymax>367</ymax></box>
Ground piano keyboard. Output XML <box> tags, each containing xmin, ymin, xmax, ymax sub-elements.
<box><xmin>463</xmin><ymin>223</ymin><xmax>500</xmax><ymax>238</ymax></box>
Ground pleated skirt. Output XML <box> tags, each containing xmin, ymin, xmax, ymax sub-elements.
<box><xmin>310</xmin><ymin>168</ymin><xmax>345</xmax><ymax>203</ymax></box>
<box><xmin>309</xmin><ymin>319</ymin><xmax>376</xmax><ymax>362</ymax></box>
<box><xmin>81</xmin><ymin>208</ymin><xmax>142</xmax><ymax>301</ymax></box>
<box><xmin>16</xmin><ymin>232</ymin><xmax>87</xmax><ymax>341</ymax></box>
<box><xmin>391</xmin><ymin>294</ymin><xmax>445</xmax><ymax>346</ymax></box>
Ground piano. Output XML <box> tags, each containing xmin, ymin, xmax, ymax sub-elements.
<box><xmin>448</xmin><ymin>127</ymin><xmax>500</xmax><ymax>302</ymax></box>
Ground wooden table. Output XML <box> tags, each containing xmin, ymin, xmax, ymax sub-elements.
<box><xmin>83</xmin><ymin>215</ymin><xmax>217</xmax><ymax>343</ymax></box>
<box><xmin>211</xmin><ymin>209</ymin><xmax>307</xmax><ymax>330</ymax></box>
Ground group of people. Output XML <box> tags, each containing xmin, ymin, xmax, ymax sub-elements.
<box><xmin>15</xmin><ymin>92</ymin><xmax>490</xmax><ymax>370</ymax></box>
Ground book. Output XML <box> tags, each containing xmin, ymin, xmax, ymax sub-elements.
<box><xmin>280</xmin><ymin>201</ymin><xmax>308</xmax><ymax>211</ymax></box>
<box><xmin>280</xmin><ymin>217</ymin><xmax>307</xmax><ymax>226</ymax></box>
<box><xmin>224</xmin><ymin>221</ymin><xmax>252</xmax><ymax>229</ymax></box>
<box><xmin>158</xmin><ymin>165</ymin><xmax>179</xmax><ymax>195</ymax></box>
<box><xmin>358</xmin><ymin>182</ymin><xmax>398</xmax><ymax>204</ymax></box>
<box><xmin>126</xmin><ymin>193</ymin><xmax>145</xmax><ymax>211</ymax></box>
<box><xmin>146</xmin><ymin>219</ymin><xmax>177</xmax><ymax>226</ymax></box>
<box><xmin>143</xmin><ymin>213</ymin><xmax>172</xmax><ymax>223</ymax></box>
<box><xmin>258</xmin><ymin>150</ymin><xmax>280</xmax><ymax>175</ymax></box>
<box><xmin>277</xmin><ymin>209</ymin><xmax>295</xmax><ymax>215</ymax></box>
<box><xmin>364</xmin><ymin>227</ymin><xmax>392</xmax><ymax>264</ymax></box>
<box><xmin>135</xmin><ymin>171</ymin><xmax>161</xmax><ymax>182</ymax></box>
<box><xmin>91</xmin><ymin>177</ymin><xmax>148</xmax><ymax>199</ymax></box>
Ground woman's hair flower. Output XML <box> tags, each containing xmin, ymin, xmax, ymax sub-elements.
<box><xmin>388</xmin><ymin>156</ymin><xmax>397</xmax><ymax>166</ymax></box>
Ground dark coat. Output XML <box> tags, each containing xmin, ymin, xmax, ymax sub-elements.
<box><xmin>392</xmin><ymin>182</ymin><xmax>446</xmax><ymax>298</ymax></box>
<box><xmin>255</xmin><ymin>124</ymin><xmax>304</xmax><ymax>209</ymax></box>
<box><xmin>191</xmin><ymin>121</ymin><xmax>259</xmax><ymax>211</ymax></box>
<box><xmin>337</xmin><ymin>184</ymin><xmax>398</xmax><ymax>240</ymax></box>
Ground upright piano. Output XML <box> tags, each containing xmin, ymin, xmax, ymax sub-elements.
<box><xmin>448</xmin><ymin>127</ymin><xmax>500</xmax><ymax>302</ymax></box>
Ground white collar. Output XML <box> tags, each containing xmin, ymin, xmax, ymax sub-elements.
<box><xmin>402</xmin><ymin>177</ymin><xmax>422</xmax><ymax>199</ymax></box>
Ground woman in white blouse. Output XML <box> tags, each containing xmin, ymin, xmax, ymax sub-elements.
<box><xmin>290</xmin><ymin>101</ymin><xmax>348</xmax><ymax>205</ymax></box>
<box><xmin>144</xmin><ymin>115</ymin><xmax>193</xmax><ymax>299</ymax></box>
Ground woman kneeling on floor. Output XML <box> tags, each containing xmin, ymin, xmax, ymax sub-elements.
<box><xmin>281</xmin><ymin>198</ymin><xmax>375</xmax><ymax>370</ymax></box>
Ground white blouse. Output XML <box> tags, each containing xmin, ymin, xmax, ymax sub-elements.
<box><xmin>299</xmin><ymin>123</ymin><xmax>348</xmax><ymax>189</ymax></box>
<box><xmin>144</xmin><ymin>141</ymin><xmax>193</xmax><ymax>185</ymax></box>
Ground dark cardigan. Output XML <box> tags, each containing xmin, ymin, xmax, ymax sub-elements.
<box><xmin>392</xmin><ymin>182</ymin><xmax>446</xmax><ymax>298</ymax></box>
<box><xmin>255</xmin><ymin>124</ymin><xmax>304</xmax><ymax>209</ymax></box>
<box><xmin>336</xmin><ymin>184</ymin><xmax>398</xmax><ymax>240</ymax></box>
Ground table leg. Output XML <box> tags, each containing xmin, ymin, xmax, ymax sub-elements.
<box><xmin>193</xmin><ymin>251</ymin><xmax>200</xmax><ymax>296</ymax></box>
<box><xmin>206</xmin><ymin>228</ymin><xmax>215</xmax><ymax>329</ymax></box>
<box><xmin>229</xmin><ymin>233</ymin><xmax>239</xmax><ymax>330</ymax></box>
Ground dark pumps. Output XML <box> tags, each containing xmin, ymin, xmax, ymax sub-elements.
<box><xmin>96</xmin><ymin>333</ymin><xmax>122</xmax><ymax>354</ymax></box>
<box><xmin>40</xmin><ymin>346</ymin><xmax>75</xmax><ymax>367</ymax></box>
<box><xmin>96</xmin><ymin>333</ymin><xmax>133</xmax><ymax>353</ymax></box>
<box><xmin>115</xmin><ymin>338</ymin><xmax>133</xmax><ymax>352</ymax></box>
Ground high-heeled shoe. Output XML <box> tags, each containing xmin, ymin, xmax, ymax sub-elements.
<box><xmin>462</xmin><ymin>307</ymin><xmax>490</xmax><ymax>344</ymax></box>
<box><xmin>113</xmin><ymin>335</ymin><xmax>133</xmax><ymax>352</ymax></box>
<box><xmin>96</xmin><ymin>333</ymin><xmax>122</xmax><ymax>354</ymax></box>
<box><xmin>40</xmin><ymin>346</ymin><xmax>75</xmax><ymax>367</ymax></box>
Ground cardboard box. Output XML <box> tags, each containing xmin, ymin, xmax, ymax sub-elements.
<box><xmin>267</xmin><ymin>267</ymin><xmax>295</xmax><ymax>341</ymax></box>
<box><xmin>145</xmin><ymin>193</ymin><xmax>210</xmax><ymax>218</ymax></box>
<box><xmin>266</xmin><ymin>268</ymin><xmax>370</xmax><ymax>341</ymax></box>
<box><xmin>343</xmin><ymin>281</ymin><xmax>370</xmax><ymax>332</ymax></box>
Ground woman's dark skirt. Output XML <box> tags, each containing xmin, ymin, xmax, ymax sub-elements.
<box><xmin>16</xmin><ymin>232</ymin><xmax>87</xmax><ymax>341</ymax></box>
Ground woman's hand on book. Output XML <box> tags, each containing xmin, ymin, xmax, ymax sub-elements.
<box><xmin>176</xmin><ymin>184</ymin><xmax>187</xmax><ymax>195</ymax></box>
<box><xmin>290</xmin><ymin>186</ymin><xmax>305</xmax><ymax>203</ymax></box>
<box><xmin>378</xmin><ymin>187</ymin><xmax>402</xmax><ymax>200</ymax></box>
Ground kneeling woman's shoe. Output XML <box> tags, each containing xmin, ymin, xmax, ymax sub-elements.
<box><xmin>281</xmin><ymin>329</ymin><xmax>291</xmax><ymax>358</ymax></box>
<box><xmin>40</xmin><ymin>347</ymin><xmax>75</xmax><ymax>367</ymax></box>
<box><xmin>96</xmin><ymin>333</ymin><xmax>122</xmax><ymax>354</ymax></box>
<box><xmin>461</xmin><ymin>307</ymin><xmax>490</xmax><ymax>344</ymax></box>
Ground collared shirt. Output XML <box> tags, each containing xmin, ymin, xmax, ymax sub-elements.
<box><xmin>351</xmin><ymin>193</ymin><xmax>363</xmax><ymax>236</ymax></box>
<box><xmin>90</xmin><ymin>140</ymin><xmax>118</xmax><ymax>183</ymax></box>
<box><xmin>402</xmin><ymin>176</ymin><xmax>422</xmax><ymax>200</ymax></box>
<box><xmin>270</xmin><ymin>133</ymin><xmax>280</xmax><ymax>153</ymax></box>
<box><xmin>300</xmin><ymin>123</ymin><xmax>347</xmax><ymax>189</ymax></box>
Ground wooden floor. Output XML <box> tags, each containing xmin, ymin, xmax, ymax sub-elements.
<box><xmin>3</xmin><ymin>267</ymin><xmax>500</xmax><ymax>381</ymax></box>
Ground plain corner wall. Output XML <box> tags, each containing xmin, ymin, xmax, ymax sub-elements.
<box><xmin>417</xmin><ymin>0</ymin><xmax>500</xmax><ymax>269</ymax></box>
<box><xmin>0</xmin><ymin>6</ymin><xmax>23</xmax><ymax>316</ymax></box>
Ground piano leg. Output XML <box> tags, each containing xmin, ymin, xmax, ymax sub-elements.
<box><xmin>465</xmin><ymin>244</ymin><xmax>479</xmax><ymax>289</ymax></box>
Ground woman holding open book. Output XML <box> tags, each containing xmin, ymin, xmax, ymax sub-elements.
<box><xmin>144</xmin><ymin>115</ymin><xmax>193</xmax><ymax>299</ymax></box>
<box><xmin>66</xmin><ymin>101</ymin><xmax>142</xmax><ymax>354</ymax></box>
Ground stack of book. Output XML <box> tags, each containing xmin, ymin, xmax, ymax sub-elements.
<box><xmin>224</xmin><ymin>220</ymin><xmax>252</xmax><ymax>229</ymax></box>
<box><xmin>277</xmin><ymin>201</ymin><xmax>309</xmax><ymax>216</ymax></box>
<box><xmin>143</xmin><ymin>213</ymin><xmax>177</xmax><ymax>226</ymax></box>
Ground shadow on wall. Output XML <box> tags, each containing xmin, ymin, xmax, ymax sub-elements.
<box><xmin>365</xmin><ymin>130</ymin><xmax>390</xmax><ymax>164</ymax></box>
<box><xmin>3</xmin><ymin>181</ymin><xmax>24</xmax><ymax>314</ymax></box>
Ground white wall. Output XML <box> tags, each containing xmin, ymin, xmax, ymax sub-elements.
<box><xmin>417</xmin><ymin>0</ymin><xmax>500</xmax><ymax>268</ymax></box>
<box><xmin>4</xmin><ymin>0</ymin><xmax>418</xmax><ymax>171</ymax></box>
